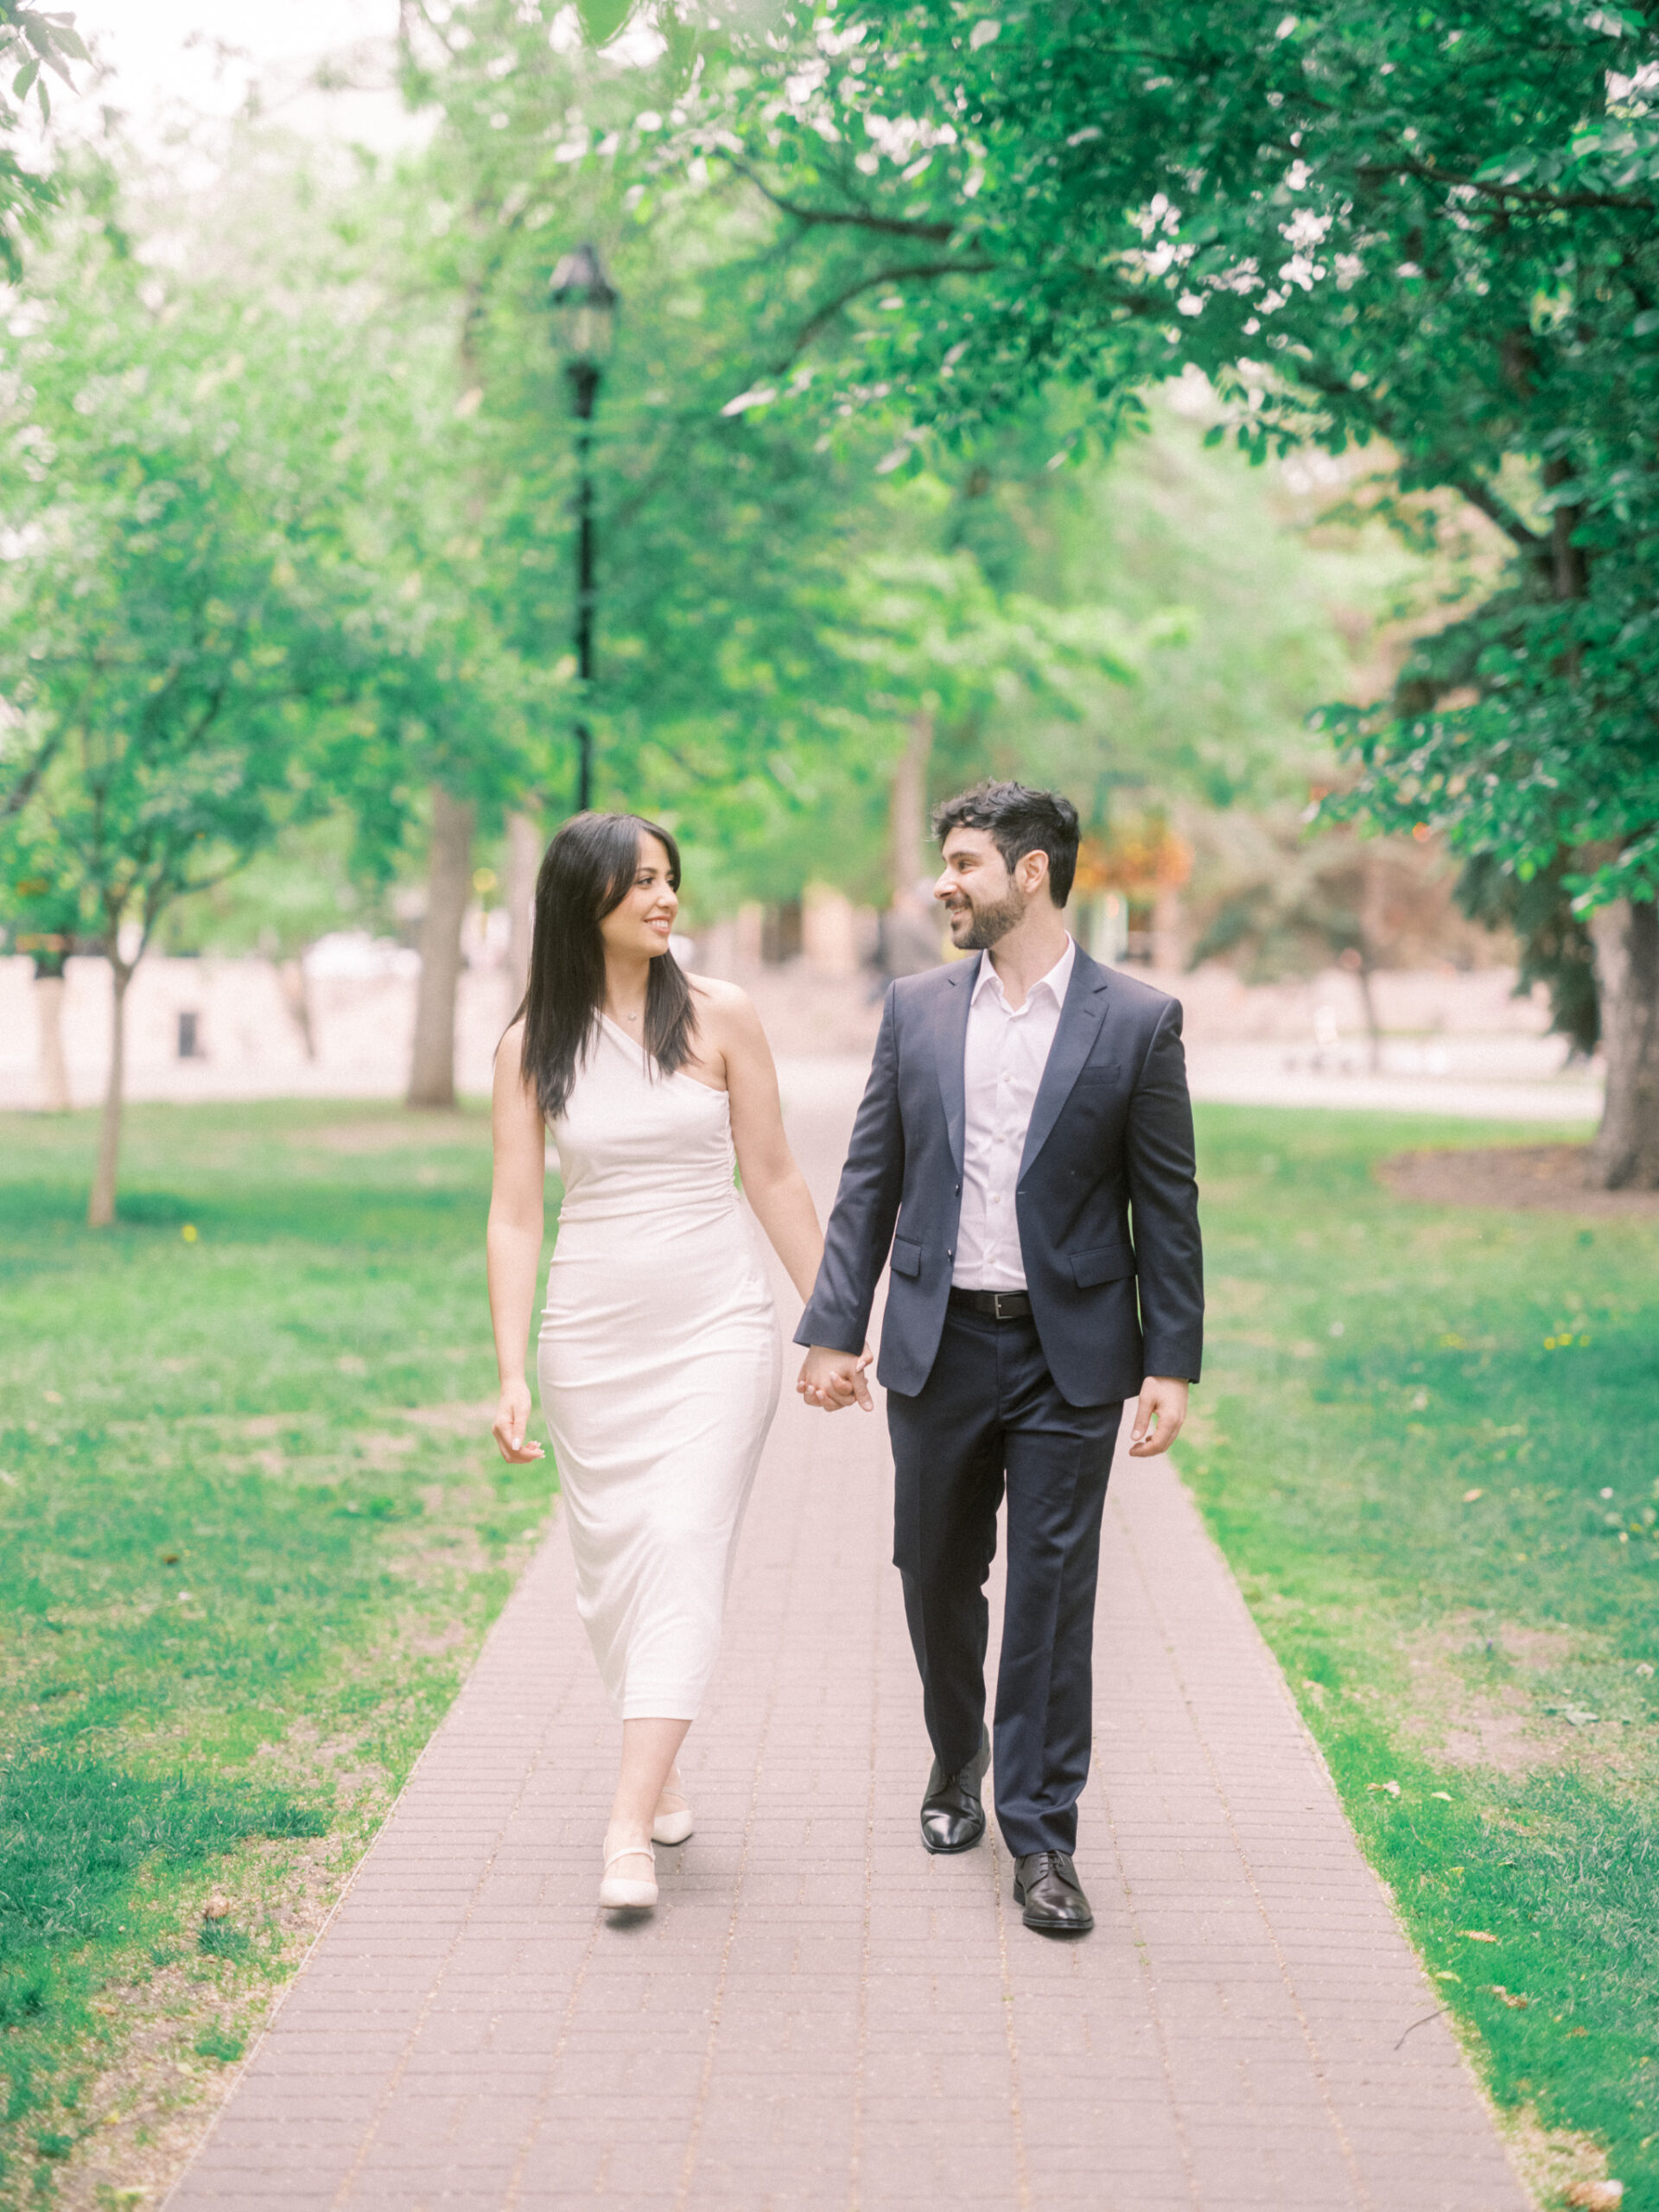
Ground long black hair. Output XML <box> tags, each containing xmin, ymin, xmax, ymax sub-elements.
<box><xmin>513</xmin><ymin>811</ymin><xmax>697</xmax><ymax>1122</ymax></box>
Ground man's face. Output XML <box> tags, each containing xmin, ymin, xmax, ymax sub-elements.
<box><xmin>934</xmin><ymin>827</ymin><xmax>1027</xmax><ymax>950</ymax></box>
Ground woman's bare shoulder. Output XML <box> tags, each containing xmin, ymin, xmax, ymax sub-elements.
<box><xmin>690</xmin><ymin>976</ymin><xmax>774</xmax><ymax>1065</ymax></box>
<box><xmin>689</xmin><ymin>973</ymin><xmax>760</xmax><ymax>1025</ymax></box>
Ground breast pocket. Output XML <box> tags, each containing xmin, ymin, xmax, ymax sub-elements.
<box><xmin>890</xmin><ymin>1236</ymin><xmax>922</xmax><ymax>1279</ymax></box>
<box><xmin>1071</xmin><ymin>1063</ymin><xmax>1122</xmax><ymax>1091</ymax></box>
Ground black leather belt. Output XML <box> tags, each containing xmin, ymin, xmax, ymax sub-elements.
<box><xmin>949</xmin><ymin>1286</ymin><xmax>1033</xmax><ymax>1320</ymax></box>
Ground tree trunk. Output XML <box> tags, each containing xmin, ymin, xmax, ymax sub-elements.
<box><xmin>407</xmin><ymin>785</ymin><xmax>475</xmax><ymax>1109</ymax></box>
<box><xmin>87</xmin><ymin>959</ymin><xmax>132</xmax><ymax>1228</ymax></box>
<box><xmin>889</xmin><ymin>711</ymin><xmax>933</xmax><ymax>900</ymax></box>
<box><xmin>277</xmin><ymin>957</ymin><xmax>316</xmax><ymax>1060</ymax></box>
<box><xmin>34</xmin><ymin>969</ymin><xmax>71</xmax><ymax>1111</ymax></box>
<box><xmin>1354</xmin><ymin>960</ymin><xmax>1383</xmax><ymax>1074</ymax></box>
<box><xmin>505</xmin><ymin>809</ymin><xmax>542</xmax><ymax>1011</ymax></box>
<box><xmin>1587</xmin><ymin>897</ymin><xmax>1659</xmax><ymax>1189</ymax></box>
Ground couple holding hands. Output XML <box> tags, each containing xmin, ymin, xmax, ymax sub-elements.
<box><xmin>486</xmin><ymin>781</ymin><xmax>1203</xmax><ymax>1935</ymax></box>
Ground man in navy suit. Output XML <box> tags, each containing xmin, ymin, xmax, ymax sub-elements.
<box><xmin>797</xmin><ymin>783</ymin><xmax>1204</xmax><ymax>1935</ymax></box>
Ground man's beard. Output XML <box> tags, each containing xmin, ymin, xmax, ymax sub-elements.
<box><xmin>950</xmin><ymin>887</ymin><xmax>1025</xmax><ymax>950</ymax></box>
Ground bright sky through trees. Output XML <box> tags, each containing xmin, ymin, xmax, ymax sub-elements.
<box><xmin>69</xmin><ymin>0</ymin><xmax>413</xmax><ymax>149</ymax></box>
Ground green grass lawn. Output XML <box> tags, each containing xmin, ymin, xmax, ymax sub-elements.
<box><xmin>0</xmin><ymin>1102</ymin><xmax>557</xmax><ymax>2208</ymax></box>
<box><xmin>1185</xmin><ymin>1105</ymin><xmax>1659</xmax><ymax>2211</ymax></box>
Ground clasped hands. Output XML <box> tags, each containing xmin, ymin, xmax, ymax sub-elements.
<box><xmin>797</xmin><ymin>1344</ymin><xmax>874</xmax><ymax>1413</ymax></box>
<box><xmin>796</xmin><ymin>1344</ymin><xmax>1189</xmax><ymax>1457</ymax></box>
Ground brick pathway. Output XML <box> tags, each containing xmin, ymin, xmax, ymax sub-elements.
<box><xmin>166</xmin><ymin>1094</ymin><xmax>1532</xmax><ymax>2212</ymax></box>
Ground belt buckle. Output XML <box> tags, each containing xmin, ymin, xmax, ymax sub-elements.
<box><xmin>992</xmin><ymin>1292</ymin><xmax>1012</xmax><ymax>1320</ymax></box>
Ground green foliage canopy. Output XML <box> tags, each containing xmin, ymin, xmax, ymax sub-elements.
<box><xmin>388</xmin><ymin>3</ymin><xmax>1174</xmax><ymax>900</ymax></box>
<box><xmin>677</xmin><ymin>0</ymin><xmax>1659</xmax><ymax>915</ymax></box>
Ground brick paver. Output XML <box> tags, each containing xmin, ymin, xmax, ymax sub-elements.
<box><xmin>166</xmin><ymin>1088</ymin><xmax>1532</xmax><ymax>2212</ymax></box>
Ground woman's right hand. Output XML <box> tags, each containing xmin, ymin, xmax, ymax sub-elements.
<box><xmin>492</xmin><ymin>1376</ymin><xmax>545</xmax><ymax>1465</ymax></box>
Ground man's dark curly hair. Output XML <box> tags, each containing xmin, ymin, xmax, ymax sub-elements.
<box><xmin>931</xmin><ymin>780</ymin><xmax>1080</xmax><ymax>908</ymax></box>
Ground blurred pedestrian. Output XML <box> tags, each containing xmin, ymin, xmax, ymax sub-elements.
<box><xmin>876</xmin><ymin>882</ymin><xmax>946</xmax><ymax>983</ymax></box>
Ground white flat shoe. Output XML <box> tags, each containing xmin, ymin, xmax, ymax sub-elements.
<box><xmin>651</xmin><ymin>1769</ymin><xmax>693</xmax><ymax>1847</ymax></box>
<box><xmin>652</xmin><ymin>1786</ymin><xmax>694</xmax><ymax>1847</ymax></box>
<box><xmin>599</xmin><ymin>1842</ymin><xmax>657</xmax><ymax>1910</ymax></box>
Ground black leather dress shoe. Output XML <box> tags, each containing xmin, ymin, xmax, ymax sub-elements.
<box><xmin>1013</xmin><ymin>1852</ymin><xmax>1094</xmax><ymax>1935</ymax></box>
<box><xmin>919</xmin><ymin>1726</ymin><xmax>991</xmax><ymax>1853</ymax></box>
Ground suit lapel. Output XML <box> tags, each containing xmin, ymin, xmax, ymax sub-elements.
<box><xmin>1019</xmin><ymin>951</ymin><xmax>1111</xmax><ymax>1179</ymax></box>
<box><xmin>936</xmin><ymin>953</ymin><xmax>980</xmax><ymax>1175</ymax></box>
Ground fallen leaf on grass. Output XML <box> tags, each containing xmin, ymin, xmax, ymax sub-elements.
<box><xmin>1462</xmin><ymin>1487</ymin><xmax>1484</xmax><ymax>1503</ymax></box>
<box><xmin>1486</xmin><ymin>1986</ymin><xmax>1529</xmax><ymax>2008</ymax></box>
<box><xmin>1565</xmin><ymin>2183</ymin><xmax>1624</xmax><ymax>2210</ymax></box>
<box><xmin>1366</xmin><ymin>1779</ymin><xmax>1401</xmax><ymax>1797</ymax></box>
<box><xmin>1459</xmin><ymin>1929</ymin><xmax>1499</xmax><ymax>1942</ymax></box>
<box><xmin>203</xmin><ymin>1894</ymin><xmax>230</xmax><ymax>1921</ymax></box>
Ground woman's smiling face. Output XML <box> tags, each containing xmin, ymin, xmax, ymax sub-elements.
<box><xmin>599</xmin><ymin>830</ymin><xmax>678</xmax><ymax>962</ymax></box>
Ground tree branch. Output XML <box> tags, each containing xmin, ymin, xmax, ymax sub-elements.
<box><xmin>1449</xmin><ymin>474</ymin><xmax>1547</xmax><ymax>559</ymax></box>
<box><xmin>724</xmin><ymin>155</ymin><xmax>959</xmax><ymax>244</ymax></box>
<box><xmin>1275</xmin><ymin>355</ymin><xmax>1550</xmax><ymax>563</ymax></box>
<box><xmin>785</xmin><ymin>259</ymin><xmax>997</xmax><ymax>362</ymax></box>
<box><xmin>1355</xmin><ymin>156</ymin><xmax>1654</xmax><ymax>215</ymax></box>
<box><xmin>1</xmin><ymin>728</ymin><xmax>61</xmax><ymax>818</ymax></box>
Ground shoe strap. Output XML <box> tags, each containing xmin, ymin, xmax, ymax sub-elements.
<box><xmin>604</xmin><ymin>1843</ymin><xmax>656</xmax><ymax>1872</ymax></box>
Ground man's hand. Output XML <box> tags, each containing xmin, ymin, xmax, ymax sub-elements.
<box><xmin>1128</xmin><ymin>1376</ymin><xmax>1188</xmax><ymax>1458</ymax></box>
<box><xmin>797</xmin><ymin>1344</ymin><xmax>874</xmax><ymax>1413</ymax></box>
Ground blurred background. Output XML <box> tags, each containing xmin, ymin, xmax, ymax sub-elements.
<box><xmin>0</xmin><ymin>0</ymin><xmax>1610</xmax><ymax>1159</ymax></box>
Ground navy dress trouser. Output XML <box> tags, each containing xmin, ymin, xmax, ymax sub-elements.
<box><xmin>886</xmin><ymin>1304</ymin><xmax>1122</xmax><ymax>1859</ymax></box>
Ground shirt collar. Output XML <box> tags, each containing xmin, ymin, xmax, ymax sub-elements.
<box><xmin>972</xmin><ymin>933</ymin><xmax>1076</xmax><ymax>1012</ymax></box>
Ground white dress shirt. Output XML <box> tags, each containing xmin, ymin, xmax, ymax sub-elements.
<box><xmin>952</xmin><ymin>936</ymin><xmax>1076</xmax><ymax>1291</ymax></box>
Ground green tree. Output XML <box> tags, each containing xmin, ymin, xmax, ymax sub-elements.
<box><xmin>379</xmin><ymin>4</ymin><xmax>1195</xmax><ymax>942</ymax></box>
<box><xmin>0</xmin><ymin>205</ymin><xmax>380</xmax><ymax>1222</ymax></box>
<box><xmin>682</xmin><ymin>0</ymin><xmax>1659</xmax><ymax>1182</ymax></box>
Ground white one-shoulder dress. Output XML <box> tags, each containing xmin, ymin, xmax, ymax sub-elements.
<box><xmin>537</xmin><ymin>1015</ymin><xmax>781</xmax><ymax>1720</ymax></box>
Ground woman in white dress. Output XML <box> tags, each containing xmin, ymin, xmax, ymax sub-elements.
<box><xmin>486</xmin><ymin>812</ymin><xmax>845</xmax><ymax>1913</ymax></box>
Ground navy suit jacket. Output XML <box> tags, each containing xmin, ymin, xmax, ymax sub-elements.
<box><xmin>795</xmin><ymin>946</ymin><xmax>1204</xmax><ymax>1408</ymax></box>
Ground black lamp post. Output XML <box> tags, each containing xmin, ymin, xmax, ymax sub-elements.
<box><xmin>549</xmin><ymin>243</ymin><xmax>620</xmax><ymax>815</ymax></box>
